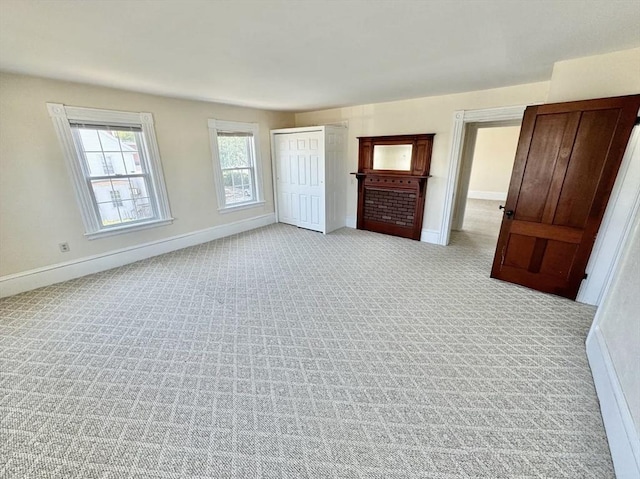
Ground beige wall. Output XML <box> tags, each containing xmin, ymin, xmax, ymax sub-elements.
<box><xmin>0</xmin><ymin>72</ymin><xmax>294</xmax><ymax>276</ymax></box>
<box><xmin>468</xmin><ymin>126</ymin><xmax>520</xmax><ymax>196</ymax></box>
<box><xmin>596</xmin><ymin>211</ymin><xmax>640</xmax><ymax>430</ymax></box>
<box><xmin>295</xmin><ymin>82</ymin><xmax>550</xmax><ymax>230</ymax></box>
<box><xmin>548</xmin><ymin>47</ymin><xmax>640</xmax><ymax>102</ymax></box>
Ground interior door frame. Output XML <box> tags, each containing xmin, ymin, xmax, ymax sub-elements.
<box><xmin>442</xmin><ymin>104</ymin><xmax>640</xmax><ymax>306</ymax></box>
<box><xmin>441</xmin><ymin>105</ymin><xmax>528</xmax><ymax>245</ymax></box>
<box><xmin>451</xmin><ymin>119</ymin><xmax>522</xmax><ymax>231</ymax></box>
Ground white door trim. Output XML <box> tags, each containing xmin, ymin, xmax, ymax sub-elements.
<box><xmin>577</xmin><ymin>122</ymin><xmax>640</xmax><ymax>304</ymax></box>
<box><xmin>441</xmin><ymin>105</ymin><xmax>527</xmax><ymax>245</ymax></box>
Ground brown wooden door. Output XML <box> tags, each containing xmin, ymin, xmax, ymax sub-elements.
<box><xmin>491</xmin><ymin>95</ymin><xmax>640</xmax><ymax>299</ymax></box>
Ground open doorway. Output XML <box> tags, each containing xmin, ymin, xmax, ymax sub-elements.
<box><xmin>451</xmin><ymin>121</ymin><xmax>521</xmax><ymax>242</ymax></box>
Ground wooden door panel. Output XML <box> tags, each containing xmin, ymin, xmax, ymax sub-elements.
<box><xmin>503</xmin><ymin>234</ymin><xmax>536</xmax><ymax>269</ymax></box>
<box><xmin>554</xmin><ymin>109</ymin><xmax>620</xmax><ymax>228</ymax></box>
<box><xmin>539</xmin><ymin>240</ymin><xmax>578</xmax><ymax>279</ymax></box>
<box><xmin>497</xmin><ymin>265</ymin><xmax>569</xmax><ymax>292</ymax></box>
<box><xmin>491</xmin><ymin>94</ymin><xmax>640</xmax><ymax>299</ymax></box>
<box><xmin>515</xmin><ymin>113</ymin><xmax>575</xmax><ymax>222</ymax></box>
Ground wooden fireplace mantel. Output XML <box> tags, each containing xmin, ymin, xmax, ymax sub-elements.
<box><xmin>354</xmin><ymin>134</ymin><xmax>434</xmax><ymax>240</ymax></box>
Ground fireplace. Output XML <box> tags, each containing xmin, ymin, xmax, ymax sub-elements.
<box><xmin>364</xmin><ymin>188</ymin><xmax>417</xmax><ymax>226</ymax></box>
<box><xmin>353</xmin><ymin>134</ymin><xmax>434</xmax><ymax>240</ymax></box>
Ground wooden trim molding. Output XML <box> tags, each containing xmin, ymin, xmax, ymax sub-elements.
<box><xmin>354</xmin><ymin>134</ymin><xmax>434</xmax><ymax>240</ymax></box>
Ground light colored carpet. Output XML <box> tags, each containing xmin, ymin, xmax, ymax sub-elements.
<box><xmin>0</xmin><ymin>224</ymin><xmax>613</xmax><ymax>478</ymax></box>
<box><xmin>461</xmin><ymin>199</ymin><xmax>504</xmax><ymax>239</ymax></box>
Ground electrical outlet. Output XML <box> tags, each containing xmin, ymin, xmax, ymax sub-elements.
<box><xmin>59</xmin><ymin>242</ymin><xmax>70</xmax><ymax>253</ymax></box>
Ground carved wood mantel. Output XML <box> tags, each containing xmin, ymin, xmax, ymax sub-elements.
<box><xmin>353</xmin><ymin>134</ymin><xmax>434</xmax><ymax>240</ymax></box>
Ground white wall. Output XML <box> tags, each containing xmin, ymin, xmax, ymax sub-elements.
<box><xmin>597</xmin><ymin>212</ymin><xmax>640</xmax><ymax>432</ymax></box>
<box><xmin>467</xmin><ymin>126</ymin><xmax>520</xmax><ymax>200</ymax></box>
<box><xmin>548</xmin><ymin>47</ymin><xmax>640</xmax><ymax>102</ymax></box>
<box><xmin>295</xmin><ymin>82</ymin><xmax>550</xmax><ymax>237</ymax></box>
<box><xmin>0</xmin><ymin>72</ymin><xmax>294</xmax><ymax>279</ymax></box>
<box><xmin>587</xmin><ymin>207</ymin><xmax>640</xmax><ymax>479</ymax></box>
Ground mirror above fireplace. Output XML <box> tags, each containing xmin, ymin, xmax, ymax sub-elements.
<box><xmin>372</xmin><ymin>144</ymin><xmax>413</xmax><ymax>171</ymax></box>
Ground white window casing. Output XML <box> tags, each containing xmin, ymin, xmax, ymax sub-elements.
<box><xmin>47</xmin><ymin>103</ymin><xmax>173</xmax><ymax>239</ymax></box>
<box><xmin>208</xmin><ymin>119</ymin><xmax>265</xmax><ymax>213</ymax></box>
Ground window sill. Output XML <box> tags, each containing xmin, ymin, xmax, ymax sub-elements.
<box><xmin>85</xmin><ymin>218</ymin><xmax>174</xmax><ymax>240</ymax></box>
<box><xmin>218</xmin><ymin>200</ymin><xmax>265</xmax><ymax>214</ymax></box>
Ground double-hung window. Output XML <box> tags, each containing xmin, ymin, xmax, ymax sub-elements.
<box><xmin>208</xmin><ymin>120</ymin><xmax>264</xmax><ymax>212</ymax></box>
<box><xmin>48</xmin><ymin>103</ymin><xmax>172</xmax><ymax>238</ymax></box>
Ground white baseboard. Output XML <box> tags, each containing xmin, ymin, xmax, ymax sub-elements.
<box><xmin>420</xmin><ymin>229</ymin><xmax>441</xmax><ymax>245</ymax></box>
<box><xmin>345</xmin><ymin>216</ymin><xmax>357</xmax><ymax>228</ymax></box>
<box><xmin>586</xmin><ymin>328</ymin><xmax>640</xmax><ymax>479</ymax></box>
<box><xmin>467</xmin><ymin>190</ymin><xmax>507</xmax><ymax>201</ymax></box>
<box><xmin>0</xmin><ymin>213</ymin><xmax>276</xmax><ymax>298</ymax></box>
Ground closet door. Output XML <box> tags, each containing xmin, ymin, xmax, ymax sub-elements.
<box><xmin>274</xmin><ymin>134</ymin><xmax>297</xmax><ymax>226</ymax></box>
<box><xmin>275</xmin><ymin>131</ymin><xmax>325</xmax><ymax>232</ymax></box>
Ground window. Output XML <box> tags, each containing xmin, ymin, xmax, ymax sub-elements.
<box><xmin>47</xmin><ymin>103</ymin><xmax>172</xmax><ymax>238</ymax></box>
<box><xmin>208</xmin><ymin>120</ymin><xmax>264</xmax><ymax>211</ymax></box>
<box><xmin>110</xmin><ymin>190</ymin><xmax>124</xmax><ymax>208</ymax></box>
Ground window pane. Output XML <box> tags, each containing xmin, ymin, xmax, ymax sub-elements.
<box><xmin>218</xmin><ymin>135</ymin><xmax>252</xmax><ymax>169</ymax></box>
<box><xmin>117</xmin><ymin>199</ymin><xmax>153</xmax><ymax>223</ymax></box>
<box><xmin>114</xmin><ymin>130</ymin><xmax>138</xmax><ymax>152</ymax></box>
<box><xmin>111</xmin><ymin>130</ymin><xmax>143</xmax><ymax>174</ymax></box>
<box><xmin>223</xmin><ymin>168</ymin><xmax>254</xmax><ymax>204</ymax></box>
<box><xmin>128</xmin><ymin>177</ymin><xmax>150</xmax><ymax>199</ymax></box>
<box><xmin>77</xmin><ymin>128</ymin><xmax>102</xmax><ymax>151</ymax></box>
<box><xmin>130</xmin><ymin>198</ymin><xmax>154</xmax><ymax>220</ymax></box>
<box><xmin>91</xmin><ymin>178</ymin><xmax>154</xmax><ymax>226</ymax></box>
<box><xmin>77</xmin><ymin>127</ymin><xmax>144</xmax><ymax>175</ymax></box>
<box><xmin>85</xmin><ymin>152</ymin><xmax>111</xmax><ymax>177</ymax></box>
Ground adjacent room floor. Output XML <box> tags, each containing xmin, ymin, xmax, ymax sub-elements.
<box><xmin>461</xmin><ymin>198</ymin><xmax>504</xmax><ymax>239</ymax></box>
<box><xmin>0</xmin><ymin>224</ymin><xmax>613</xmax><ymax>478</ymax></box>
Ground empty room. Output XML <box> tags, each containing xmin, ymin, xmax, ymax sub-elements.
<box><xmin>1</xmin><ymin>1</ymin><xmax>639</xmax><ymax>478</ymax></box>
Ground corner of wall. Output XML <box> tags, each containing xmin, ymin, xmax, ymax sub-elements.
<box><xmin>548</xmin><ymin>48</ymin><xmax>640</xmax><ymax>103</ymax></box>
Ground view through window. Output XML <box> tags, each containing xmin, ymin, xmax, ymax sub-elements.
<box><xmin>72</xmin><ymin>125</ymin><xmax>155</xmax><ymax>227</ymax></box>
<box><xmin>208</xmin><ymin>119</ymin><xmax>263</xmax><ymax>211</ymax></box>
<box><xmin>217</xmin><ymin>131</ymin><xmax>256</xmax><ymax>205</ymax></box>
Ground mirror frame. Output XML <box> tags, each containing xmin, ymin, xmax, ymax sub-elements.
<box><xmin>372</xmin><ymin>144</ymin><xmax>414</xmax><ymax>171</ymax></box>
<box><xmin>357</xmin><ymin>134</ymin><xmax>434</xmax><ymax>177</ymax></box>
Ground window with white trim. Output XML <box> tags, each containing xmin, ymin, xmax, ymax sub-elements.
<box><xmin>47</xmin><ymin>104</ymin><xmax>172</xmax><ymax>238</ymax></box>
<box><xmin>208</xmin><ymin>120</ymin><xmax>264</xmax><ymax>211</ymax></box>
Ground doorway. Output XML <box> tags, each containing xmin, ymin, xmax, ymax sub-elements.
<box><xmin>441</xmin><ymin>101</ymin><xmax>639</xmax><ymax>305</ymax></box>
<box><xmin>452</xmin><ymin>122</ymin><xmax>521</xmax><ymax>242</ymax></box>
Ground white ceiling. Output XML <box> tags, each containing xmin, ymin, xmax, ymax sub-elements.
<box><xmin>0</xmin><ymin>0</ymin><xmax>638</xmax><ymax>111</ymax></box>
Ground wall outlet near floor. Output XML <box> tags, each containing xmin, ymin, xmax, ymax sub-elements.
<box><xmin>59</xmin><ymin>242</ymin><xmax>70</xmax><ymax>253</ymax></box>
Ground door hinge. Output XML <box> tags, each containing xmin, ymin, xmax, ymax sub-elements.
<box><xmin>583</xmin><ymin>273</ymin><xmax>588</xmax><ymax>280</ymax></box>
<box><xmin>635</xmin><ymin>117</ymin><xmax>640</xmax><ymax>126</ymax></box>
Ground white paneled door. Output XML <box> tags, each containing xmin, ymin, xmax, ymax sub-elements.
<box><xmin>275</xmin><ymin>131</ymin><xmax>325</xmax><ymax>232</ymax></box>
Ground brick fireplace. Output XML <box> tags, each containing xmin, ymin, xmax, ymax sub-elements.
<box><xmin>364</xmin><ymin>188</ymin><xmax>416</xmax><ymax>227</ymax></box>
<box><xmin>354</xmin><ymin>134</ymin><xmax>434</xmax><ymax>240</ymax></box>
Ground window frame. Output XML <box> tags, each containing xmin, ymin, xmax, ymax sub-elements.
<box><xmin>47</xmin><ymin>103</ymin><xmax>173</xmax><ymax>239</ymax></box>
<box><xmin>208</xmin><ymin>119</ymin><xmax>265</xmax><ymax>213</ymax></box>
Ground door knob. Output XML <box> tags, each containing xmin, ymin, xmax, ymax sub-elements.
<box><xmin>499</xmin><ymin>205</ymin><xmax>514</xmax><ymax>218</ymax></box>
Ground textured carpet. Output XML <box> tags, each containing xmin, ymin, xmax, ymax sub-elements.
<box><xmin>461</xmin><ymin>199</ymin><xmax>504</xmax><ymax>239</ymax></box>
<box><xmin>0</xmin><ymin>224</ymin><xmax>613</xmax><ymax>478</ymax></box>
